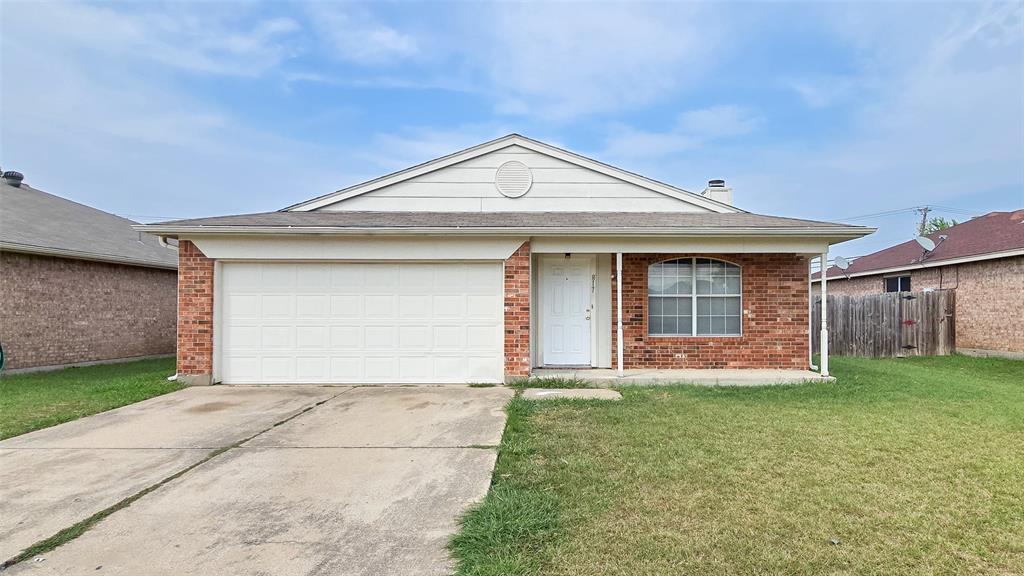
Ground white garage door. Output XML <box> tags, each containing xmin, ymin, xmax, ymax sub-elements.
<box><xmin>219</xmin><ymin>262</ymin><xmax>504</xmax><ymax>384</ymax></box>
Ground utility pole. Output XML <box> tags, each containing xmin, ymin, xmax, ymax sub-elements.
<box><xmin>916</xmin><ymin>206</ymin><xmax>930</xmax><ymax>236</ymax></box>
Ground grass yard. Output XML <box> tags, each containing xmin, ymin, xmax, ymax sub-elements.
<box><xmin>0</xmin><ymin>357</ymin><xmax>180</xmax><ymax>440</ymax></box>
<box><xmin>452</xmin><ymin>355</ymin><xmax>1024</xmax><ymax>575</ymax></box>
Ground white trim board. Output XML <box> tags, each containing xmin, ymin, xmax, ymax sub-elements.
<box><xmin>283</xmin><ymin>134</ymin><xmax>740</xmax><ymax>214</ymax></box>
<box><xmin>812</xmin><ymin>248</ymin><xmax>1024</xmax><ymax>282</ymax></box>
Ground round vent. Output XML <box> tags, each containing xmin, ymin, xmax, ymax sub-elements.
<box><xmin>494</xmin><ymin>160</ymin><xmax>533</xmax><ymax>198</ymax></box>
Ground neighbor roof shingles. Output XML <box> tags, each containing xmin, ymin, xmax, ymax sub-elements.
<box><xmin>1</xmin><ymin>181</ymin><xmax>178</xmax><ymax>268</ymax></box>
<box><xmin>145</xmin><ymin>211</ymin><xmax>868</xmax><ymax>231</ymax></box>
<box><xmin>817</xmin><ymin>210</ymin><xmax>1024</xmax><ymax>279</ymax></box>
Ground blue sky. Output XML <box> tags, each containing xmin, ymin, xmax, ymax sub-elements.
<box><xmin>2</xmin><ymin>1</ymin><xmax>1021</xmax><ymax>258</ymax></box>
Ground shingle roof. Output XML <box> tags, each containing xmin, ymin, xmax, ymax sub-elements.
<box><xmin>143</xmin><ymin>211</ymin><xmax>870</xmax><ymax>235</ymax></box>
<box><xmin>816</xmin><ymin>209</ymin><xmax>1024</xmax><ymax>279</ymax></box>
<box><xmin>1</xmin><ymin>181</ymin><xmax>178</xmax><ymax>269</ymax></box>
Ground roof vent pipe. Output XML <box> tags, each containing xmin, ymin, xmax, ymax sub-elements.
<box><xmin>702</xmin><ymin>178</ymin><xmax>732</xmax><ymax>205</ymax></box>
<box><xmin>3</xmin><ymin>171</ymin><xmax>24</xmax><ymax>187</ymax></box>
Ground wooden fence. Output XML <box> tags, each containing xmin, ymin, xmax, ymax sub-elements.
<box><xmin>812</xmin><ymin>290</ymin><xmax>956</xmax><ymax>357</ymax></box>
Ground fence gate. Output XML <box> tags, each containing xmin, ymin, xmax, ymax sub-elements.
<box><xmin>812</xmin><ymin>290</ymin><xmax>956</xmax><ymax>357</ymax></box>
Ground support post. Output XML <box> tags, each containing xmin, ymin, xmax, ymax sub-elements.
<box><xmin>616</xmin><ymin>252</ymin><xmax>624</xmax><ymax>377</ymax></box>
<box><xmin>820</xmin><ymin>251</ymin><xmax>829</xmax><ymax>377</ymax></box>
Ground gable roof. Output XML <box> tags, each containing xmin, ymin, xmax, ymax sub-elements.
<box><xmin>283</xmin><ymin>134</ymin><xmax>741</xmax><ymax>213</ymax></box>
<box><xmin>139</xmin><ymin>210</ymin><xmax>872</xmax><ymax>240</ymax></box>
<box><xmin>1</xmin><ymin>180</ymin><xmax>178</xmax><ymax>269</ymax></box>
<box><xmin>815</xmin><ymin>209</ymin><xmax>1024</xmax><ymax>280</ymax></box>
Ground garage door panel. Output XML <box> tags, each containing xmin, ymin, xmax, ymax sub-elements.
<box><xmin>221</xmin><ymin>262</ymin><xmax>504</xmax><ymax>384</ymax></box>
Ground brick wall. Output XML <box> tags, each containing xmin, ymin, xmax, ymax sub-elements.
<box><xmin>822</xmin><ymin>256</ymin><xmax>1023</xmax><ymax>353</ymax></box>
<box><xmin>503</xmin><ymin>242</ymin><xmax>531</xmax><ymax>377</ymax></box>
<box><xmin>176</xmin><ymin>241</ymin><xmax>214</xmax><ymax>381</ymax></box>
<box><xmin>0</xmin><ymin>251</ymin><xmax>177</xmax><ymax>370</ymax></box>
<box><xmin>612</xmin><ymin>253</ymin><xmax>810</xmax><ymax>369</ymax></box>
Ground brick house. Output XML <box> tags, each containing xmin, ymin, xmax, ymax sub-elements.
<box><xmin>0</xmin><ymin>171</ymin><xmax>178</xmax><ymax>372</ymax></box>
<box><xmin>139</xmin><ymin>135</ymin><xmax>872</xmax><ymax>385</ymax></box>
<box><xmin>813</xmin><ymin>210</ymin><xmax>1024</xmax><ymax>357</ymax></box>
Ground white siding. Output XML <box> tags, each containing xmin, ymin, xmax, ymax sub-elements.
<box><xmin>318</xmin><ymin>145</ymin><xmax>710</xmax><ymax>213</ymax></box>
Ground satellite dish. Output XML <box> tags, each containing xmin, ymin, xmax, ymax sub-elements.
<box><xmin>915</xmin><ymin>236</ymin><xmax>936</xmax><ymax>252</ymax></box>
<box><xmin>834</xmin><ymin>256</ymin><xmax>850</xmax><ymax>270</ymax></box>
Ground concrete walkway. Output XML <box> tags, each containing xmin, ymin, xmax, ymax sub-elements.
<box><xmin>1</xmin><ymin>385</ymin><xmax>513</xmax><ymax>575</ymax></box>
<box><xmin>531</xmin><ymin>368</ymin><xmax>833</xmax><ymax>386</ymax></box>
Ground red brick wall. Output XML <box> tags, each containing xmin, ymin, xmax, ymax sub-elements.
<box><xmin>177</xmin><ymin>241</ymin><xmax>214</xmax><ymax>377</ymax></box>
<box><xmin>612</xmin><ymin>253</ymin><xmax>810</xmax><ymax>369</ymax></box>
<box><xmin>821</xmin><ymin>256</ymin><xmax>1024</xmax><ymax>354</ymax></box>
<box><xmin>0</xmin><ymin>251</ymin><xmax>177</xmax><ymax>370</ymax></box>
<box><xmin>504</xmin><ymin>242</ymin><xmax>531</xmax><ymax>377</ymax></box>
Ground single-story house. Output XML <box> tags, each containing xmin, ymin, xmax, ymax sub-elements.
<box><xmin>0</xmin><ymin>171</ymin><xmax>179</xmax><ymax>372</ymax></box>
<box><xmin>140</xmin><ymin>135</ymin><xmax>873</xmax><ymax>385</ymax></box>
<box><xmin>813</xmin><ymin>210</ymin><xmax>1024</xmax><ymax>357</ymax></box>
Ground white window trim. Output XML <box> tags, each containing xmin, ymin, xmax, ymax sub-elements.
<box><xmin>647</xmin><ymin>257</ymin><xmax>744</xmax><ymax>338</ymax></box>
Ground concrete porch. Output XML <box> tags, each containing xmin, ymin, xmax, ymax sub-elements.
<box><xmin>530</xmin><ymin>368</ymin><xmax>833</xmax><ymax>386</ymax></box>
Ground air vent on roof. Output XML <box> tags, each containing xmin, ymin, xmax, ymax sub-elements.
<box><xmin>495</xmin><ymin>161</ymin><xmax>533</xmax><ymax>198</ymax></box>
<box><xmin>3</xmin><ymin>171</ymin><xmax>24</xmax><ymax>187</ymax></box>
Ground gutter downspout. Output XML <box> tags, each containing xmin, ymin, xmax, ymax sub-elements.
<box><xmin>616</xmin><ymin>252</ymin><xmax>623</xmax><ymax>377</ymax></box>
<box><xmin>809</xmin><ymin>257</ymin><xmax>818</xmax><ymax>371</ymax></box>
<box><xmin>820</xmin><ymin>250</ymin><xmax>830</xmax><ymax>377</ymax></box>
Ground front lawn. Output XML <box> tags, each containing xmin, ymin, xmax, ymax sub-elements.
<box><xmin>0</xmin><ymin>357</ymin><xmax>180</xmax><ymax>440</ymax></box>
<box><xmin>452</xmin><ymin>355</ymin><xmax>1024</xmax><ymax>575</ymax></box>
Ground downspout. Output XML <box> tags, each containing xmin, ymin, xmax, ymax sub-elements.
<box><xmin>820</xmin><ymin>250</ymin><xmax>830</xmax><ymax>377</ymax></box>
<box><xmin>616</xmin><ymin>252</ymin><xmax>623</xmax><ymax>377</ymax></box>
<box><xmin>809</xmin><ymin>257</ymin><xmax>818</xmax><ymax>370</ymax></box>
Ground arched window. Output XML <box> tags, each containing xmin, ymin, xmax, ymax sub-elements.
<box><xmin>648</xmin><ymin>258</ymin><xmax>742</xmax><ymax>336</ymax></box>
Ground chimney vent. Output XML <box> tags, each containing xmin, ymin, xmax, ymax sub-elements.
<box><xmin>708</xmin><ymin>179</ymin><xmax>726</xmax><ymax>188</ymax></box>
<box><xmin>3</xmin><ymin>171</ymin><xmax>24</xmax><ymax>187</ymax></box>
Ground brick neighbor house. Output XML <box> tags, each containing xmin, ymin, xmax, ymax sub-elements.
<box><xmin>813</xmin><ymin>210</ymin><xmax>1024</xmax><ymax>358</ymax></box>
<box><xmin>139</xmin><ymin>134</ymin><xmax>873</xmax><ymax>385</ymax></box>
<box><xmin>0</xmin><ymin>171</ymin><xmax>178</xmax><ymax>372</ymax></box>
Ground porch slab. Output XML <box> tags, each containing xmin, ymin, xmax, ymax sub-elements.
<box><xmin>521</xmin><ymin>388</ymin><xmax>622</xmax><ymax>401</ymax></box>
<box><xmin>530</xmin><ymin>368</ymin><xmax>833</xmax><ymax>387</ymax></box>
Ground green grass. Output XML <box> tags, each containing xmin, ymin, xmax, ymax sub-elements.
<box><xmin>0</xmin><ymin>357</ymin><xmax>180</xmax><ymax>440</ymax></box>
<box><xmin>507</xmin><ymin>377</ymin><xmax>594</xmax><ymax>390</ymax></box>
<box><xmin>452</xmin><ymin>355</ymin><xmax>1024</xmax><ymax>575</ymax></box>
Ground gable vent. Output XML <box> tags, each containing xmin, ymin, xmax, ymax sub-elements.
<box><xmin>495</xmin><ymin>160</ymin><xmax>533</xmax><ymax>198</ymax></box>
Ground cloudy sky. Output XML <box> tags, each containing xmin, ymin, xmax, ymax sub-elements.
<box><xmin>2</xmin><ymin>1</ymin><xmax>1021</xmax><ymax>257</ymax></box>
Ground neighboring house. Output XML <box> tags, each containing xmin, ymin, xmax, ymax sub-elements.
<box><xmin>140</xmin><ymin>135</ymin><xmax>872</xmax><ymax>385</ymax></box>
<box><xmin>0</xmin><ymin>171</ymin><xmax>178</xmax><ymax>372</ymax></box>
<box><xmin>813</xmin><ymin>210</ymin><xmax>1024</xmax><ymax>357</ymax></box>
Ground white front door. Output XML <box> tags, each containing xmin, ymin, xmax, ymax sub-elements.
<box><xmin>542</xmin><ymin>257</ymin><xmax>593</xmax><ymax>366</ymax></box>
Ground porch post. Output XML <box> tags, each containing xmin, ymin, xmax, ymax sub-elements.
<box><xmin>820</xmin><ymin>251</ymin><xmax>829</xmax><ymax>377</ymax></box>
<box><xmin>616</xmin><ymin>252</ymin><xmax>623</xmax><ymax>376</ymax></box>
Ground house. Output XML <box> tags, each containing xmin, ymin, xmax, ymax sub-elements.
<box><xmin>139</xmin><ymin>135</ymin><xmax>873</xmax><ymax>385</ymax></box>
<box><xmin>813</xmin><ymin>210</ymin><xmax>1024</xmax><ymax>358</ymax></box>
<box><xmin>0</xmin><ymin>171</ymin><xmax>178</xmax><ymax>372</ymax></box>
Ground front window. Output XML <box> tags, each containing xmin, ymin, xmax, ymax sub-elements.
<box><xmin>648</xmin><ymin>258</ymin><xmax>742</xmax><ymax>336</ymax></box>
<box><xmin>884</xmin><ymin>275</ymin><xmax>911</xmax><ymax>292</ymax></box>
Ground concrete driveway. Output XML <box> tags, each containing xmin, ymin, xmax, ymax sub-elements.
<box><xmin>1</xmin><ymin>385</ymin><xmax>513</xmax><ymax>575</ymax></box>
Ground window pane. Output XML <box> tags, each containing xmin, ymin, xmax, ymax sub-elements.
<box><xmin>901</xmin><ymin>276</ymin><xmax>911</xmax><ymax>291</ymax></box>
<box><xmin>696</xmin><ymin>277</ymin><xmax>712</xmax><ymax>294</ymax></box>
<box><xmin>649</xmin><ymin>272</ymin><xmax>664</xmax><ymax>294</ymax></box>
<box><xmin>726</xmin><ymin>316</ymin><xmax>741</xmax><ymax>334</ymax></box>
<box><xmin>885</xmin><ymin>277</ymin><xmax>899</xmax><ymax>292</ymax></box>
<box><xmin>712</xmin><ymin>317</ymin><xmax>726</xmax><ymax>334</ymax></box>
<box><xmin>649</xmin><ymin>315</ymin><xmax>663</xmax><ymax>335</ymax></box>
<box><xmin>711</xmin><ymin>298</ymin><xmax>725</xmax><ymax>315</ymax></box>
<box><xmin>697</xmin><ymin>316</ymin><xmax>712</xmax><ymax>335</ymax></box>
<box><xmin>726</xmin><ymin>298</ymin><xmax>741</xmax><ymax>315</ymax></box>
<box><xmin>725</xmin><ymin>277</ymin><xmax>741</xmax><ymax>294</ymax></box>
<box><xmin>663</xmin><ymin>315</ymin><xmax>678</xmax><ymax>335</ymax></box>
<box><xmin>679</xmin><ymin>297</ymin><xmax>693</xmax><ymax>315</ymax></box>
<box><xmin>697</xmin><ymin>297</ymin><xmax>711</xmax><ymax>315</ymax></box>
<box><xmin>650</xmin><ymin>298</ymin><xmax>663</xmax><ymax>315</ymax></box>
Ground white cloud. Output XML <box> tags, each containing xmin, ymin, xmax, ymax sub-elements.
<box><xmin>600</xmin><ymin>105</ymin><xmax>762</xmax><ymax>161</ymax></box>
<box><xmin>6</xmin><ymin>2</ymin><xmax>302</xmax><ymax>77</ymax></box>
<box><xmin>465</xmin><ymin>2</ymin><xmax>724</xmax><ymax>119</ymax></box>
<box><xmin>306</xmin><ymin>4</ymin><xmax>418</xmax><ymax>64</ymax></box>
<box><xmin>356</xmin><ymin>125</ymin><xmax>514</xmax><ymax>172</ymax></box>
